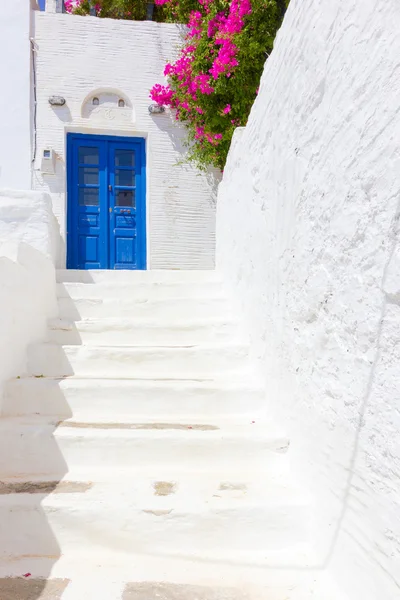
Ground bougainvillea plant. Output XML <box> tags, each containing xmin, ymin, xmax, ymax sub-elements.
<box><xmin>65</xmin><ymin>0</ymin><xmax>149</xmax><ymax>19</ymax></box>
<box><xmin>66</xmin><ymin>0</ymin><xmax>288</xmax><ymax>170</ymax></box>
<box><xmin>150</xmin><ymin>0</ymin><xmax>288</xmax><ymax>170</ymax></box>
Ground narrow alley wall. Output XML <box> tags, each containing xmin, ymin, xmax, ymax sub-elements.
<box><xmin>216</xmin><ymin>1</ymin><xmax>400</xmax><ymax>598</ymax></box>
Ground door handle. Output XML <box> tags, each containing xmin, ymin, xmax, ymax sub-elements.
<box><xmin>108</xmin><ymin>185</ymin><xmax>112</xmax><ymax>192</ymax></box>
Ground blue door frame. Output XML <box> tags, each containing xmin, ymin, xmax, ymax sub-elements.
<box><xmin>66</xmin><ymin>133</ymin><xmax>147</xmax><ymax>270</ymax></box>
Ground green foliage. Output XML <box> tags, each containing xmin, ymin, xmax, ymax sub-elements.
<box><xmin>69</xmin><ymin>0</ymin><xmax>289</xmax><ymax>171</ymax></box>
<box><xmin>151</xmin><ymin>0</ymin><xmax>289</xmax><ymax>170</ymax></box>
<box><xmin>68</xmin><ymin>0</ymin><xmax>184</xmax><ymax>21</ymax></box>
<box><xmin>72</xmin><ymin>0</ymin><xmax>148</xmax><ymax>20</ymax></box>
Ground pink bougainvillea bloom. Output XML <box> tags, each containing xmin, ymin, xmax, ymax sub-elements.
<box><xmin>187</xmin><ymin>10</ymin><xmax>203</xmax><ymax>38</ymax></box>
<box><xmin>64</xmin><ymin>0</ymin><xmax>85</xmax><ymax>12</ymax></box>
<box><xmin>149</xmin><ymin>83</ymin><xmax>175</xmax><ymax>106</ymax></box>
<box><xmin>149</xmin><ymin>0</ymin><xmax>254</xmax><ymax>169</ymax></box>
<box><xmin>195</xmin><ymin>126</ymin><xmax>205</xmax><ymax>140</ymax></box>
<box><xmin>164</xmin><ymin>63</ymin><xmax>175</xmax><ymax>76</ymax></box>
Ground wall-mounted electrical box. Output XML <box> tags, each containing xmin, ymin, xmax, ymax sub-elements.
<box><xmin>41</xmin><ymin>148</ymin><xmax>56</xmax><ymax>174</ymax></box>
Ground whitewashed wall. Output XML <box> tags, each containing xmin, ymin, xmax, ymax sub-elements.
<box><xmin>0</xmin><ymin>191</ymin><xmax>58</xmax><ymax>409</ymax></box>
<box><xmin>217</xmin><ymin>1</ymin><xmax>400</xmax><ymax>598</ymax></box>
<box><xmin>32</xmin><ymin>11</ymin><xmax>217</xmax><ymax>269</ymax></box>
<box><xmin>0</xmin><ymin>189</ymin><xmax>60</xmax><ymax>264</ymax></box>
<box><xmin>0</xmin><ymin>0</ymin><xmax>34</xmax><ymax>190</ymax></box>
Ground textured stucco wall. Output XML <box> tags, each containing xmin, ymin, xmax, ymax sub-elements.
<box><xmin>0</xmin><ymin>0</ymin><xmax>33</xmax><ymax>190</ymax></box>
<box><xmin>216</xmin><ymin>1</ymin><xmax>400</xmax><ymax>598</ymax></box>
<box><xmin>32</xmin><ymin>12</ymin><xmax>217</xmax><ymax>269</ymax></box>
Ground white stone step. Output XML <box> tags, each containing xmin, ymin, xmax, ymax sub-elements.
<box><xmin>57</xmin><ymin>280</ymin><xmax>227</xmax><ymax>301</ymax></box>
<box><xmin>57</xmin><ymin>269</ymin><xmax>220</xmax><ymax>284</ymax></box>
<box><xmin>0</xmin><ymin>557</ymin><xmax>345</xmax><ymax>600</ymax></box>
<box><xmin>0</xmin><ymin>475</ymin><xmax>310</xmax><ymax>559</ymax></box>
<box><xmin>57</xmin><ymin>296</ymin><xmax>231</xmax><ymax>320</ymax></box>
<box><xmin>27</xmin><ymin>343</ymin><xmax>251</xmax><ymax>378</ymax></box>
<box><xmin>0</xmin><ymin>270</ymin><xmax>333</xmax><ymax>599</ymax></box>
<box><xmin>3</xmin><ymin>377</ymin><xmax>265</xmax><ymax>419</ymax></box>
<box><xmin>0</xmin><ymin>417</ymin><xmax>289</xmax><ymax>478</ymax></box>
<box><xmin>47</xmin><ymin>317</ymin><xmax>240</xmax><ymax>346</ymax></box>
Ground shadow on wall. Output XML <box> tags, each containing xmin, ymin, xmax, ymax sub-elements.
<box><xmin>150</xmin><ymin>110</ymin><xmax>188</xmax><ymax>156</ymax></box>
<box><xmin>322</xmin><ymin>191</ymin><xmax>400</xmax><ymax>570</ymax></box>
<box><xmin>50</xmin><ymin>104</ymin><xmax>73</xmax><ymax>124</ymax></box>
<box><xmin>150</xmin><ymin>110</ymin><xmax>222</xmax><ymax>207</ymax></box>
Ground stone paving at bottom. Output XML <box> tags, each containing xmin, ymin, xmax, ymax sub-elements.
<box><xmin>122</xmin><ymin>583</ymin><xmax>249</xmax><ymax>600</ymax></box>
<box><xmin>0</xmin><ymin>579</ymin><xmax>252</xmax><ymax>600</ymax></box>
<box><xmin>0</xmin><ymin>578</ymin><xmax>69</xmax><ymax>600</ymax></box>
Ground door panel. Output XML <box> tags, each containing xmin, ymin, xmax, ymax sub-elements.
<box><xmin>67</xmin><ymin>134</ymin><xmax>146</xmax><ymax>270</ymax></box>
<box><xmin>70</xmin><ymin>140</ymin><xmax>107</xmax><ymax>269</ymax></box>
<box><xmin>109</xmin><ymin>142</ymin><xmax>141</xmax><ymax>270</ymax></box>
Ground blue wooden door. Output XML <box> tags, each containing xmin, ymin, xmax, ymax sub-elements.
<box><xmin>67</xmin><ymin>134</ymin><xmax>146</xmax><ymax>270</ymax></box>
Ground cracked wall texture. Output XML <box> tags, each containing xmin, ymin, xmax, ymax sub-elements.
<box><xmin>216</xmin><ymin>0</ymin><xmax>400</xmax><ymax>598</ymax></box>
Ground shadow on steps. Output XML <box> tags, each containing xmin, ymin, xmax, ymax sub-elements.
<box><xmin>0</xmin><ymin>378</ymin><xmax>72</xmax><ymax>598</ymax></box>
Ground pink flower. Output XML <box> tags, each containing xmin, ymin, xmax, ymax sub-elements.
<box><xmin>223</xmin><ymin>104</ymin><xmax>231</xmax><ymax>114</ymax></box>
<box><xmin>149</xmin><ymin>84</ymin><xmax>175</xmax><ymax>107</ymax></box>
<box><xmin>64</xmin><ymin>0</ymin><xmax>85</xmax><ymax>12</ymax></box>
<box><xmin>193</xmin><ymin>73</ymin><xmax>214</xmax><ymax>95</ymax></box>
<box><xmin>209</xmin><ymin>37</ymin><xmax>239</xmax><ymax>79</ymax></box>
<box><xmin>187</xmin><ymin>11</ymin><xmax>203</xmax><ymax>39</ymax></box>
<box><xmin>195</xmin><ymin>126</ymin><xmax>205</xmax><ymax>140</ymax></box>
<box><xmin>164</xmin><ymin>63</ymin><xmax>175</xmax><ymax>76</ymax></box>
<box><xmin>64</xmin><ymin>0</ymin><xmax>74</xmax><ymax>12</ymax></box>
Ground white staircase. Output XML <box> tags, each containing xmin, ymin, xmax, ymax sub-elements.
<box><xmin>0</xmin><ymin>270</ymin><xmax>342</xmax><ymax>600</ymax></box>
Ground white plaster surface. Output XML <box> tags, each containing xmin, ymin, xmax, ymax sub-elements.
<box><xmin>0</xmin><ymin>0</ymin><xmax>33</xmax><ymax>190</ymax></box>
<box><xmin>0</xmin><ymin>189</ymin><xmax>60</xmax><ymax>262</ymax></box>
<box><xmin>216</xmin><ymin>0</ymin><xmax>400</xmax><ymax>598</ymax></box>
<box><xmin>32</xmin><ymin>12</ymin><xmax>217</xmax><ymax>269</ymax></box>
<box><xmin>0</xmin><ymin>268</ymin><xmax>345</xmax><ymax>599</ymax></box>
<box><xmin>0</xmin><ymin>191</ymin><xmax>58</xmax><ymax>408</ymax></box>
